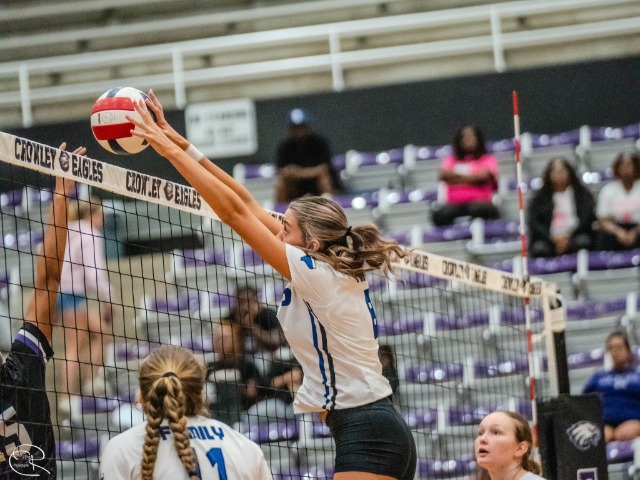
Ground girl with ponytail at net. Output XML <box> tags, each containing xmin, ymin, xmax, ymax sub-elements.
<box><xmin>99</xmin><ymin>345</ymin><xmax>272</xmax><ymax>479</ymax></box>
<box><xmin>126</xmin><ymin>92</ymin><xmax>417</xmax><ymax>480</ymax></box>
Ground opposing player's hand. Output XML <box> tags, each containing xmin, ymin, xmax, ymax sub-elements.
<box><xmin>145</xmin><ymin>90</ymin><xmax>189</xmax><ymax>149</ymax></box>
<box><xmin>56</xmin><ymin>142</ymin><xmax>84</xmax><ymax>196</ymax></box>
<box><xmin>128</xmin><ymin>100</ymin><xmax>181</xmax><ymax>158</ymax></box>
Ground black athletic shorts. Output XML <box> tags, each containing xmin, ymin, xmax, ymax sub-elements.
<box><xmin>325</xmin><ymin>396</ymin><xmax>417</xmax><ymax>480</ymax></box>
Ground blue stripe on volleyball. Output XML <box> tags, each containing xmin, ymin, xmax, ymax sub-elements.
<box><xmin>306</xmin><ymin>301</ymin><xmax>331</xmax><ymax>408</ymax></box>
<box><xmin>318</xmin><ymin>321</ymin><xmax>337</xmax><ymax>410</ymax></box>
<box><xmin>105</xmin><ymin>87</ymin><xmax>122</xmax><ymax>98</ymax></box>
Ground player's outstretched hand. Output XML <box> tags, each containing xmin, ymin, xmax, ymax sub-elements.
<box><xmin>56</xmin><ymin>142</ymin><xmax>84</xmax><ymax>196</ymax></box>
<box><xmin>145</xmin><ymin>90</ymin><xmax>186</xmax><ymax>149</ymax></box>
<box><xmin>128</xmin><ymin>100</ymin><xmax>181</xmax><ymax>159</ymax></box>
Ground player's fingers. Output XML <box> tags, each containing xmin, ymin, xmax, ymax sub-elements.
<box><xmin>58</xmin><ymin>142</ymin><xmax>67</xmax><ymax>151</ymax></box>
<box><xmin>148</xmin><ymin>89</ymin><xmax>163</xmax><ymax>111</ymax></box>
<box><xmin>72</xmin><ymin>146</ymin><xmax>86</xmax><ymax>156</ymax></box>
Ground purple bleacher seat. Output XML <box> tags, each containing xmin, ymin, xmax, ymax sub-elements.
<box><xmin>180</xmin><ymin>248</ymin><xmax>227</xmax><ymax>268</ymax></box>
<box><xmin>148</xmin><ymin>290</ymin><xmax>201</xmax><ymax>313</ymax></box>
<box><xmin>588</xmin><ymin>249</ymin><xmax>640</xmax><ymax>270</ymax></box>
<box><xmin>380</xmin><ymin>148</ymin><xmax>405</xmax><ymax>165</ymax></box>
<box><xmin>311</xmin><ymin>417</ymin><xmax>331</xmax><ymax>438</ymax></box>
<box><xmin>435</xmin><ymin>145</ymin><xmax>454</xmax><ymax>158</ymax></box>
<box><xmin>530</xmin><ymin>130</ymin><xmax>580</xmax><ymax>148</ymax></box>
<box><xmin>390</xmin><ymin>230</ymin><xmax>411</xmax><ymax>246</ymax></box>
<box><xmin>114</xmin><ymin>342</ymin><xmax>155</xmax><ymax>362</ymax></box>
<box><xmin>242</xmin><ymin>246</ymin><xmax>265</xmax><ymax>266</ymax></box>
<box><xmin>332</xmin><ymin>192</ymin><xmax>378</xmax><ymax>209</ymax></box>
<box><xmin>607</xmin><ymin>440</ymin><xmax>635</xmax><ymax>464</ymax></box>
<box><xmin>565</xmin><ymin>297</ymin><xmax>628</xmax><ymax>320</ymax></box>
<box><xmin>418</xmin><ymin>458</ymin><xmax>476</xmax><ymax>479</ymax></box>
<box><xmin>243</xmin><ymin>163</ymin><xmax>276</xmax><ymax>180</ymax></box>
<box><xmin>209</xmin><ymin>292</ymin><xmax>233</xmax><ymax>309</ymax></box>
<box><xmin>403</xmin><ymin>408</ymin><xmax>438</xmax><ymax>429</ymax></box>
<box><xmin>0</xmin><ymin>189</ymin><xmax>23</xmax><ymax>209</ymax></box>
<box><xmin>332</xmin><ymin>153</ymin><xmax>346</xmax><ymax>170</ymax></box>
<box><xmin>494</xmin><ymin>254</ymin><xmax>578</xmax><ymax>274</ymax></box>
<box><xmin>378</xmin><ymin>315</ymin><xmax>423</xmax><ymax>337</ymax></box>
<box><xmin>448</xmin><ymin>405</ymin><xmax>494</xmax><ymax>426</ymax></box>
<box><xmin>80</xmin><ymin>396</ymin><xmax>121</xmax><ymax>413</ymax></box>
<box><xmin>500</xmin><ymin>307</ymin><xmax>544</xmax><ymax>325</ymax></box>
<box><xmin>436</xmin><ymin>313</ymin><xmax>489</xmax><ymax>330</ymax></box>
<box><xmin>399</xmin><ymin>272</ymin><xmax>443</xmax><ymax>289</ymax></box>
<box><xmin>487</xmin><ymin>138</ymin><xmax>516</xmax><ymax>153</ymax></box>
<box><xmin>57</xmin><ymin>438</ymin><xmax>100</xmax><ymax>460</ymax></box>
<box><xmin>275</xmin><ymin>467</ymin><xmax>334</xmax><ymax>480</ymax></box>
<box><xmin>416</xmin><ymin>147</ymin><xmax>439</xmax><ymax>161</ymax></box>
<box><xmin>406</xmin><ymin>363</ymin><xmax>464</xmax><ymax>383</ymax></box>
<box><xmin>273</xmin><ymin>202</ymin><xmax>288</xmax><ymax>213</ymax></box>
<box><xmin>423</xmin><ymin>223</ymin><xmax>472</xmax><ymax>243</ymax></box>
<box><xmin>17</xmin><ymin>229</ymin><xmax>44</xmax><ymax>247</ymax></box>
<box><xmin>182</xmin><ymin>336</ymin><xmax>214</xmax><ymax>353</ymax></box>
<box><xmin>567</xmin><ymin>348</ymin><xmax>605</xmax><ymax>370</ymax></box>
<box><xmin>240</xmin><ymin>419</ymin><xmax>299</xmax><ymax>444</ymax></box>
<box><xmin>621</xmin><ymin>123</ymin><xmax>640</xmax><ymax>139</ymax></box>
<box><xmin>29</xmin><ymin>188</ymin><xmax>53</xmax><ymax>204</ymax></box>
<box><xmin>474</xmin><ymin>357</ymin><xmax>529</xmax><ymax>378</ymax></box>
<box><xmin>483</xmin><ymin>219</ymin><xmax>520</xmax><ymax>239</ymax></box>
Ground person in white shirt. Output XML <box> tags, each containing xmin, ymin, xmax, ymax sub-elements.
<box><xmin>99</xmin><ymin>345</ymin><xmax>272</xmax><ymax>480</ymax></box>
<box><xmin>596</xmin><ymin>152</ymin><xmax>640</xmax><ymax>251</ymax></box>
<box><xmin>475</xmin><ymin>411</ymin><xmax>547</xmax><ymax>480</ymax></box>
<box><xmin>125</xmin><ymin>91</ymin><xmax>417</xmax><ymax>480</ymax></box>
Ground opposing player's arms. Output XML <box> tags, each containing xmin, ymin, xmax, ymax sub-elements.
<box><xmin>24</xmin><ymin>147</ymin><xmax>80</xmax><ymax>341</ymax></box>
<box><xmin>144</xmin><ymin>91</ymin><xmax>281</xmax><ymax>235</ymax></box>
<box><xmin>129</xmin><ymin>101</ymin><xmax>291</xmax><ymax>280</ymax></box>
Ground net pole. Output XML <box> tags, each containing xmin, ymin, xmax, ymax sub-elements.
<box><xmin>513</xmin><ymin>91</ymin><xmax>540</xmax><ymax>449</ymax></box>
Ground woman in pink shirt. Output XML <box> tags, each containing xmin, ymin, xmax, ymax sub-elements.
<box><xmin>432</xmin><ymin>125</ymin><xmax>500</xmax><ymax>226</ymax></box>
<box><xmin>57</xmin><ymin>195</ymin><xmax>113</xmax><ymax>412</ymax></box>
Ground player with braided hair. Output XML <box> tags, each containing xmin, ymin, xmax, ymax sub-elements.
<box><xmin>99</xmin><ymin>345</ymin><xmax>271</xmax><ymax>479</ymax></box>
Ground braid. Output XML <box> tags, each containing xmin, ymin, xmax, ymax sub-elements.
<box><xmin>164</xmin><ymin>378</ymin><xmax>198</xmax><ymax>479</ymax></box>
<box><xmin>141</xmin><ymin>386</ymin><xmax>164</xmax><ymax>480</ymax></box>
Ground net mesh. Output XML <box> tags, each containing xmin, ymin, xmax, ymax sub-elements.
<box><xmin>0</xmin><ymin>134</ymin><xmax>558</xmax><ymax>480</ymax></box>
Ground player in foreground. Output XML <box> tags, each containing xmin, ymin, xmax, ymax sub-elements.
<box><xmin>0</xmin><ymin>149</ymin><xmax>81</xmax><ymax>479</ymax></box>
<box><xmin>126</xmin><ymin>92</ymin><xmax>416</xmax><ymax>480</ymax></box>
<box><xmin>475</xmin><ymin>411</ymin><xmax>546</xmax><ymax>480</ymax></box>
<box><xmin>99</xmin><ymin>345</ymin><xmax>272</xmax><ymax>479</ymax></box>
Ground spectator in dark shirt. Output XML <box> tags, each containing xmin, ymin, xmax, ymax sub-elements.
<box><xmin>528</xmin><ymin>156</ymin><xmax>596</xmax><ymax>257</ymax></box>
<box><xmin>1</xmin><ymin>163</ymin><xmax>80</xmax><ymax>479</ymax></box>
<box><xmin>274</xmin><ymin>108</ymin><xmax>340</xmax><ymax>203</ymax></box>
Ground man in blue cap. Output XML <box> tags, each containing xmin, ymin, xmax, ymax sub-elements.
<box><xmin>274</xmin><ymin>108</ymin><xmax>340</xmax><ymax>203</ymax></box>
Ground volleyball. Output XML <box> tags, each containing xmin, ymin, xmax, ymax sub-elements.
<box><xmin>91</xmin><ymin>87</ymin><xmax>152</xmax><ymax>155</ymax></box>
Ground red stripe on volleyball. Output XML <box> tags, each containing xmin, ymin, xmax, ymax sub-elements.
<box><xmin>92</xmin><ymin>123</ymin><xmax>135</xmax><ymax>140</ymax></box>
<box><xmin>91</xmin><ymin>97</ymin><xmax>135</xmax><ymax>114</ymax></box>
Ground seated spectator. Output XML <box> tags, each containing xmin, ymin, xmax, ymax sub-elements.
<box><xmin>528</xmin><ymin>156</ymin><xmax>596</xmax><ymax>257</ymax></box>
<box><xmin>583</xmin><ymin>330</ymin><xmax>640</xmax><ymax>442</ymax></box>
<box><xmin>207</xmin><ymin>316</ymin><xmax>261</xmax><ymax>426</ymax></box>
<box><xmin>475</xmin><ymin>411</ymin><xmax>546</xmax><ymax>480</ymax></box>
<box><xmin>432</xmin><ymin>125</ymin><xmax>500</xmax><ymax>226</ymax></box>
<box><xmin>595</xmin><ymin>152</ymin><xmax>640</xmax><ymax>251</ymax></box>
<box><xmin>274</xmin><ymin>108</ymin><xmax>341</xmax><ymax>203</ymax></box>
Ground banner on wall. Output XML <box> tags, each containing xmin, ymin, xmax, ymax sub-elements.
<box><xmin>185</xmin><ymin>99</ymin><xmax>257</xmax><ymax>158</ymax></box>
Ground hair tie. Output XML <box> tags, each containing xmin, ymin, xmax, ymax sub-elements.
<box><xmin>345</xmin><ymin>226</ymin><xmax>352</xmax><ymax>236</ymax></box>
<box><xmin>344</xmin><ymin>226</ymin><xmax>354</xmax><ymax>250</ymax></box>
<box><xmin>162</xmin><ymin>372</ymin><xmax>177</xmax><ymax>378</ymax></box>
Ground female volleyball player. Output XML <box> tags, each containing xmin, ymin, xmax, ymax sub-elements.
<box><xmin>99</xmin><ymin>345</ymin><xmax>272</xmax><ymax>479</ymax></box>
<box><xmin>127</xmin><ymin>92</ymin><xmax>417</xmax><ymax>480</ymax></box>
<box><xmin>475</xmin><ymin>411</ymin><xmax>546</xmax><ymax>480</ymax></box>
<box><xmin>1</xmin><ymin>154</ymin><xmax>79</xmax><ymax>479</ymax></box>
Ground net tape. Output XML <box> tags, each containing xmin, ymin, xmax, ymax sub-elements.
<box><xmin>0</xmin><ymin>131</ymin><xmax>555</xmax><ymax>299</ymax></box>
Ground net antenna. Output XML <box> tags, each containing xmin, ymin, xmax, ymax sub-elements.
<box><xmin>513</xmin><ymin>90</ymin><xmax>541</xmax><ymax>457</ymax></box>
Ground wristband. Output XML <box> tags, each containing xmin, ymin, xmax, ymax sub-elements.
<box><xmin>185</xmin><ymin>144</ymin><xmax>204</xmax><ymax>162</ymax></box>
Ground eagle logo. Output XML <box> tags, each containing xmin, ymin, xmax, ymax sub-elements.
<box><xmin>566</xmin><ymin>421</ymin><xmax>601</xmax><ymax>451</ymax></box>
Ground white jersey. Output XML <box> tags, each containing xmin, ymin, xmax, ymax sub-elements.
<box><xmin>99</xmin><ymin>415</ymin><xmax>272</xmax><ymax>480</ymax></box>
<box><xmin>277</xmin><ymin>244</ymin><xmax>392</xmax><ymax>413</ymax></box>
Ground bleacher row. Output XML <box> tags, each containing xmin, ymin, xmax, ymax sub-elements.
<box><xmin>1</xmin><ymin>123</ymin><xmax>639</xmax><ymax>479</ymax></box>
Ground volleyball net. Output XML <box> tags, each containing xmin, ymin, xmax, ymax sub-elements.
<box><xmin>0</xmin><ymin>132</ymin><xmax>564</xmax><ymax>480</ymax></box>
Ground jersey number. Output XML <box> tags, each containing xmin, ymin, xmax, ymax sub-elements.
<box><xmin>206</xmin><ymin>448</ymin><xmax>228</xmax><ymax>480</ymax></box>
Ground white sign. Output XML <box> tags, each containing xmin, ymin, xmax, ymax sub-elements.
<box><xmin>185</xmin><ymin>99</ymin><xmax>257</xmax><ymax>158</ymax></box>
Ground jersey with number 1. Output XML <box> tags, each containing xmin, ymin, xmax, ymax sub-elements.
<box><xmin>99</xmin><ymin>415</ymin><xmax>272</xmax><ymax>479</ymax></box>
<box><xmin>277</xmin><ymin>244</ymin><xmax>392</xmax><ymax>413</ymax></box>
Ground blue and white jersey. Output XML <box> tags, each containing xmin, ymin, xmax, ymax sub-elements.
<box><xmin>99</xmin><ymin>415</ymin><xmax>271</xmax><ymax>479</ymax></box>
<box><xmin>277</xmin><ymin>244</ymin><xmax>392</xmax><ymax>413</ymax></box>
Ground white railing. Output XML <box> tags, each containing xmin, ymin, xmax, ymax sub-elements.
<box><xmin>0</xmin><ymin>0</ymin><xmax>638</xmax><ymax>128</ymax></box>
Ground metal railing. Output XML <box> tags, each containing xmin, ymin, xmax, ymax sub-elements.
<box><xmin>1</xmin><ymin>0</ymin><xmax>638</xmax><ymax>127</ymax></box>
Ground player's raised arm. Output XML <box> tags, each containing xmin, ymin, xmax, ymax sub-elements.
<box><xmin>128</xmin><ymin>100</ymin><xmax>291</xmax><ymax>280</ymax></box>
<box><xmin>144</xmin><ymin>90</ymin><xmax>282</xmax><ymax>236</ymax></box>
<box><xmin>24</xmin><ymin>146</ymin><xmax>82</xmax><ymax>341</ymax></box>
